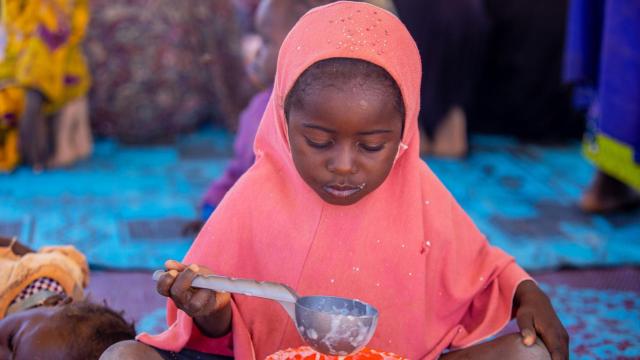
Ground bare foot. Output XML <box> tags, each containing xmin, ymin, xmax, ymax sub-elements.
<box><xmin>73</xmin><ymin>98</ymin><xmax>93</xmax><ymax>160</ymax></box>
<box><xmin>580</xmin><ymin>171</ymin><xmax>640</xmax><ymax>213</ymax></box>
<box><xmin>431</xmin><ymin>106</ymin><xmax>468</xmax><ymax>158</ymax></box>
<box><xmin>48</xmin><ymin>98</ymin><xmax>92</xmax><ymax>168</ymax></box>
<box><xmin>47</xmin><ymin>109</ymin><xmax>77</xmax><ymax>168</ymax></box>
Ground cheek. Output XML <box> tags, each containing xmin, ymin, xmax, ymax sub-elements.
<box><xmin>290</xmin><ymin>143</ymin><xmax>323</xmax><ymax>176</ymax></box>
<box><xmin>362</xmin><ymin>146</ymin><xmax>398</xmax><ymax>183</ymax></box>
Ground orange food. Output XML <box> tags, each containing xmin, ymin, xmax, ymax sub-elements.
<box><xmin>266</xmin><ymin>346</ymin><xmax>408</xmax><ymax>360</ymax></box>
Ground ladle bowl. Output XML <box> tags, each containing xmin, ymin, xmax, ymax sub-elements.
<box><xmin>295</xmin><ymin>296</ymin><xmax>378</xmax><ymax>355</ymax></box>
<box><xmin>152</xmin><ymin>270</ymin><xmax>378</xmax><ymax>356</ymax></box>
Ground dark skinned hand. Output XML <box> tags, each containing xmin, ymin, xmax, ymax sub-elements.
<box><xmin>156</xmin><ymin>260</ymin><xmax>232</xmax><ymax>338</ymax></box>
<box><xmin>514</xmin><ymin>280</ymin><xmax>569</xmax><ymax>360</ymax></box>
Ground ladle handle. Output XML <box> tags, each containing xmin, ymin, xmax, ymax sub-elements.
<box><xmin>152</xmin><ymin>270</ymin><xmax>299</xmax><ymax>320</ymax></box>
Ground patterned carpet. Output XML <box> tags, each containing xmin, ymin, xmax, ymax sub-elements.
<box><xmin>1</xmin><ymin>128</ymin><xmax>638</xmax><ymax>271</ymax></box>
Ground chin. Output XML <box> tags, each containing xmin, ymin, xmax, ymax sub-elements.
<box><xmin>317</xmin><ymin>191</ymin><xmax>365</xmax><ymax>206</ymax></box>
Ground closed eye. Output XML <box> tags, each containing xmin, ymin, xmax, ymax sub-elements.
<box><xmin>360</xmin><ymin>143</ymin><xmax>385</xmax><ymax>152</ymax></box>
<box><xmin>305</xmin><ymin>137</ymin><xmax>332</xmax><ymax>149</ymax></box>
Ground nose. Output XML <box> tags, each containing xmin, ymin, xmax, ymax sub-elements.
<box><xmin>327</xmin><ymin>145</ymin><xmax>357</xmax><ymax>175</ymax></box>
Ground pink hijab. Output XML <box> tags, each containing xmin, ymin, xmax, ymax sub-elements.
<box><xmin>138</xmin><ymin>2</ymin><xmax>530</xmax><ymax>359</ymax></box>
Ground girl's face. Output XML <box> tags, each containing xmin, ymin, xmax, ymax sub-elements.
<box><xmin>287</xmin><ymin>80</ymin><xmax>403</xmax><ymax>206</ymax></box>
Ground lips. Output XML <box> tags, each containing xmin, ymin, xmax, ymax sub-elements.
<box><xmin>323</xmin><ymin>184</ymin><xmax>364</xmax><ymax>198</ymax></box>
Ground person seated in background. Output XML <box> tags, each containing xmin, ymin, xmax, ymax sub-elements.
<box><xmin>0</xmin><ymin>0</ymin><xmax>93</xmax><ymax>173</ymax></box>
<box><xmin>563</xmin><ymin>0</ymin><xmax>640</xmax><ymax>213</ymax></box>
<box><xmin>185</xmin><ymin>0</ymin><xmax>397</xmax><ymax>233</ymax></box>
<box><xmin>393</xmin><ymin>0</ymin><xmax>486</xmax><ymax>158</ymax></box>
<box><xmin>0</xmin><ymin>236</ymin><xmax>136</xmax><ymax>359</ymax></box>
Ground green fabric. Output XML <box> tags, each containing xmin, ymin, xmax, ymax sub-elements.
<box><xmin>584</xmin><ymin>133</ymin><xmax>640</xmax><ymax>191</ymax></box>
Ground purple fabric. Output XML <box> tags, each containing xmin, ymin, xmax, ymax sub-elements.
<box><xmin>63</xmin><ymin>75</ymin><xmax>80</xmax><ymax>85</ymax></box>
<box><xmin>201</xmin><ymin>87</ymin><xmax>272</xmax><ymax>207</ymax></box>
<box><xmin>562</xmin><ymin>0</ymin><xmax>604</xmax><ymax>84</ymax></box>
<box><xmin>37</xmin><ymin>24</ymin><xmax>70</xmax><ymax>51</ymax></box>
<box><xmin>597</xmin><ymin>0</ymin><xmax>640</xmax><ymax>159</ymax></box>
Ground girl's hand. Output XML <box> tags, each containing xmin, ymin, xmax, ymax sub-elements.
<box><xmin>156</xmin><ymin>260</ymin><xmax>232</xmax><ymax>336</ymax></box>
<box><xmin>514</xmin><ymin>280</ymin><xmax>569</xmax><ymax>360</ymax></box>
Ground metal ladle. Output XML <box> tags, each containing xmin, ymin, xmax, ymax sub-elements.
<box><xmin>152</xmin><ymin>270</ymin><xmax>379</xmax><ymax>356</ymax></box>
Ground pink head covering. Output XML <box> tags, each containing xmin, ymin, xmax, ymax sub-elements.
<box><xmin>139</xmin><ymin>2</ymin><xmax>530</xmax><ymax>359</ymax></box>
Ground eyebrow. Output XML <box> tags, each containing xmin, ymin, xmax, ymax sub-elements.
<box><xmin>302</xmin><ymin>123</ymin><xmax>393</xmax><ymax>135</ymax></box>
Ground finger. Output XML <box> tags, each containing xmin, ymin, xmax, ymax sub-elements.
<box><xmin>170</xmin><ymin>266</ymin><xmax>199</xmax><ymax>308</ymax></box>
<box><xmin>165</xmin><ymin>259</ymin><xmax>188</xmax><ymax>271</ymax></box>
<box><xmin>156</xmin><ymin>269</ymin><xmax>178</xmax><ymax>297</ymax></box>
<box><xmin>539</xmin><ymin>324</ymin><xmax>570</xmax><ymax>360</ymax></box>
<box><xmin>516</xmin><ymin>311</ymin><xmax>537</xmax><ymax>346</ymax></box>
<box><xmin>188</xmin><ymin>287</ymin><xmax>219</xmax><ymax>317</ymax></box>
<box><xmin>189</xmin><ymin>263</ymin><xmax>213</xmax><ymax>276</ymax></box>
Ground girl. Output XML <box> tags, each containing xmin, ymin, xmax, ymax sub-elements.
<box><xmin>104</xmin><ymin>2</ymin><xmax>568</xmax><ymax>359</ymax></box>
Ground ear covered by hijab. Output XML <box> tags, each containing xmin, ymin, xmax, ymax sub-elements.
<box><xmin>138</xmin><ymin>2</ymin><xmax>531</xmax><ymax>359</ymax></box>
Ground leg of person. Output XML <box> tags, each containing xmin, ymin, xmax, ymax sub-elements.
<box><xmin>580</xmin><ymin>170</ymin><xmax>640</xmax><ymax>213</ymax></box>
<box><xmin>441</xmin><ymin>333</ymin><xmax>551</xmax><ymax>360</ymax></box>
<box><xmin>100</xmin><ymin>340</ymin><xmax>165</xmax><ymax>360</ymax></box>
<box><xmin>431</xmin><ymin>105</ymin><xmax>468</xmax><ymax>158</ymax></box>
<box><xmin>47</xmin><ymin>103</ymin><xmax>77</xmax><ymax>168</ymax></box>
<box><xmin>100</xmin><ymin>340</ymin><xmax>234</xmax><ymax>360</ymax></box>
<box><xmin>20</xmin><ymin>90</ymin><xmax>51</xmax><ymax>170</ymax></box>
<box><xmin>72</xmin><ymin>96</ymin><xmax>93</xmax><ymax>160</ymax></box>
<box><xmin>396</xmin><ymin>0</ymin><xmax>486</xmax><ymax>158</ymax></box>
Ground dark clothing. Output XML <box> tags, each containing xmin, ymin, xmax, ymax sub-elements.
<box><xmin>471</xmin><ymin>0</ymin><xmax>581</xmax><ymax>140</ymax></box>
<box><xmin>394</xmin><ymin>0</ymin><xmax>489</xmax><ymax>138</ymax></box>
<box><xmin>155</xmin><ymin>347</ymin><xmax>233</xmax><ymax>360</ymax></box>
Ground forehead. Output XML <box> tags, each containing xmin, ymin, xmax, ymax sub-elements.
<box><xmin>291</xmin><ymin>80</ymin><xmax>403</xmax><ymax>130</ymax></box>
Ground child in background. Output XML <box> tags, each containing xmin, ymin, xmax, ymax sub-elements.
<box><xmin>105</xmin><ymin>2</ymin><xmax>567</xmax><ymax>359</ymax></box>
<box><xmin>0</xmin><ymin>237</ymin><xmax>135</xmax><ymax>359</ymax></box>
<box><xmin>188</xmin><ymin>0</ymin><xmax>397</xmax><ymax>232</ymax></box>
<box><xmin>0</xmin><ymin>0</ymin><xmax>93</xmax><ymax>172</ymax></box>
<box><xmin>186</xmin><ymin>0</ymin><xmax>310</xmax><ymax>232</ymax></box>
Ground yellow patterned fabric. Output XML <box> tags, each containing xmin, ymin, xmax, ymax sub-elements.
<box><xmin>0</xmin><ymin>243</ymin><xmax>89</xmax><ymax>319</ymax></box>
<box><xmin>0</xmin><ymin>0</ymin><xmax>91</xmax><ymax>171</ymax></box>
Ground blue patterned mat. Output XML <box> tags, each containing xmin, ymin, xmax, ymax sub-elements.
<box><xmin>428</xmin><ymin>137</ymin><xmax>640</xmax><ymax>271</ymax></box>
<box><xmin>1</xmin><ymin>129</ymin><xmax>638</xmax><ymax>270</ymax></box>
